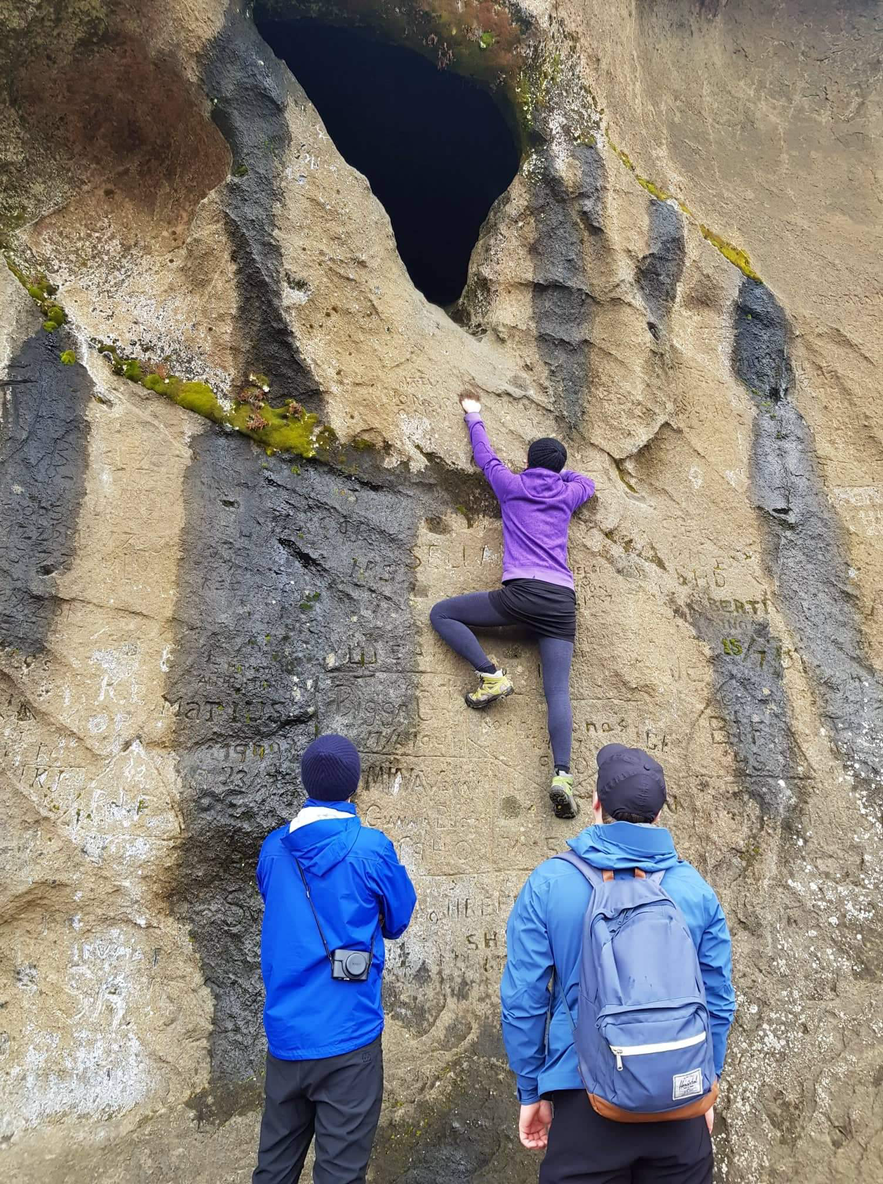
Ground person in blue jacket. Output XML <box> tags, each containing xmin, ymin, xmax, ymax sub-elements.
<box><xmin>253</xmin><ymin>733</ymin><xmax>417</xmax><ymax>1184</ymax></box>
<box><xmin>500</xmin><ymin>744</ymin><xmax>736</xmax><ymax>1184</ymax></box>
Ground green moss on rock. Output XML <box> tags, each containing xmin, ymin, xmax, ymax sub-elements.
<box><xmin>606</xmin><ymin>132</ymin><xmax>672</xmax><ymax>200</ymax></box>
<box><xmin>604</xmin><ymin>133</ymin><xmax>762</xmax><ymax>283</ymax></box>
<box><xmin>5</xmin><ymin>254</ymin><xmax>69</xmax><ymax>332</ymax></box>
<box><xmin>98</xmin><ymin>341</ymin><xmax>334</xmax><ymax>459</ymax></box>
<box><xmin>699</xmin><ymin>225</ymin><xmax>761</xmax><ymax>282</ymax></box>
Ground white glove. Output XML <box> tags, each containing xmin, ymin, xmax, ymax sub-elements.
<box><xmin>459</xmin><ymin>394</ymin><xmax>481</xmax><ymax>414</ymax></box>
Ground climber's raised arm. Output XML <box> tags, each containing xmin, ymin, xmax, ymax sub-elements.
<box><xmin>459</xmin><ymin>392</ymin><xmax>518</xmax><ymax>500</ymax></box>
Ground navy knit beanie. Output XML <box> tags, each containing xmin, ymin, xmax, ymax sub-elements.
<box><xmin>527</xmin><ymin>437</ymin><xmax>567</xmax><ymax>473</ymax></box>
<box><xmin>301</xmin><ymin>734</ymin><xmax>361</xmax><ymax>801</ymax></box>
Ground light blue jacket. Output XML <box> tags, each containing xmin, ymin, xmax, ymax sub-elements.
<box><xmin>500</xmin><ymin>822</ymin><xmax>736</xmax><ymax>1103</ymax></box>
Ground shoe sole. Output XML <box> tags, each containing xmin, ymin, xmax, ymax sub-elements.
<box><xmin>549</xmin><ymin>786</ymin><xmax>580</xmax><ymax>820</ymax></box>
<box><xmin>464</xmin><ymin>685</ymin><xmax>514</xmax><ymax>711</ymax></box>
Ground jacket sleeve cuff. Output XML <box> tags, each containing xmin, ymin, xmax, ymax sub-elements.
<box><xmin>464</xmin><ymin>412</ymin><xmax>483</xmax><ymax>423</ymax></box>
<box><xmin>516</xmin><ymin>1076</ymin><xmax>540</xmax><ymax>1104</ymax></box>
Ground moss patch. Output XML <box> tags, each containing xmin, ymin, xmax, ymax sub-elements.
<box><xmin>514</xmin><ymin>47</ymin><xmax>560</xmax><ymax>129</ymax></box>
<box><xmin>604</xmin><ymin>132</ymin><xmax>761</xmax><ymax>283</ymax></box>
<box><xmin>98</xmin><ymin>344</ymin><xmax>334</xmax><ymax>458</ymax></box>
<box><xmin>4</xmin><ymin>254</ymin><xmax>69</xmax><ymax>335</ymax></box>
<box><xmin>7</xmin><ymin>251</ymin><xmax>343</xmax><ymax>464</ymax></box>
<box><xmin>699</xmin><ymin>225</ymin><xmax>761</xmax><ymax>282</ymax></box>
<box><xmin>606</xmin><ymin>134</ymin><xmax>673</xmax><ymax>202</ymax></box>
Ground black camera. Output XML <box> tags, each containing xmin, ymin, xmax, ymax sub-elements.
<box><xmin>331</xmin><ymin>948</ymin><xmax>372</xmax><ymax>982</ymax></box>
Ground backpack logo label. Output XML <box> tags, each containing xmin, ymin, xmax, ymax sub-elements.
<box><xmin>672</xmin><ymin>1068</ymin><xmax>703</xmax><ymax>1100</ymax></box>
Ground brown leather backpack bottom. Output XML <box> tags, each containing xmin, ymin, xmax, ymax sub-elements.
<box><xmin>588</xmin><ymin>1080</ymin><xmax>719</xmax><ymax>1123</ymax></box>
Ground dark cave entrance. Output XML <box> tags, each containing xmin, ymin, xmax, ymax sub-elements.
<box><xmin>255</xmin><ymin>18</ymin><xmax>521</xmax><ymax>307</ymax></box>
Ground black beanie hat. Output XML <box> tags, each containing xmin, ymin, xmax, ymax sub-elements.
<box><xmin>301</xmin><ymin>734</ymin><xmax>361</xmax><ymax>802</ymax></box>
<box><xmin>527</xmin><ymin>437</ymin><xmax>567</xmax><ymax>473</ymax></box>
<box><xmin>596</xmin><ymin>743</ymin><xmax>666</xmax><ymax>819</ymax></box>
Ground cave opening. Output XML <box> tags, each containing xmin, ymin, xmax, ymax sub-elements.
<box><xmin>255</xmin><ymin>17</ymin><xmax>521</xmax><ymax>307</ymax></box>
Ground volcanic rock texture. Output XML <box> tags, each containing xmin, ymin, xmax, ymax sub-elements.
<box><xmin>2</xmin><ymin>1</ymin><xmax>883</xmax><ymax>1181</ymax></box>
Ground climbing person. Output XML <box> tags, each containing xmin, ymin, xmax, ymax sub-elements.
<box><xmin>429</xmin><ymin>391</ymin><xmax>595</xmax><ymax>820</ymax></box>
<box><xmin>252</xmin><ymin>733</ymin><xmax>417</xmax><ymax>1184</ymax></box>
<box><xmin>500</xmin><ymin>744</ymin><xmax>736</xmax><ymax>1184</ymax></box>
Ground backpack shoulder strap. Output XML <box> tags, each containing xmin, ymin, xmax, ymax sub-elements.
<box><xmin>549</xmin><ymin>851</ymin><xmax>607</xmax><ymax>1035</ymax></box>
<box><xmin>556</xmin><ymin>852</ymin><xmax>666</xmax><ymax>885</ymax></box>
<box><xmin>553</xmin><ymin>850</ymin><xmax>610</xmax><ymax>886</ymax></box>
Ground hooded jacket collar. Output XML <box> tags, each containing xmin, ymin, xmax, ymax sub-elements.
<box><xmin>291</xmin><ymin>797</ymin><xmax>356</xmax><ymax>821</ymax></box>
<box><xmin>289</xmin><ymin>805</ymin><xmax>353</xmax><ymax>832</ymax></box>
<box><xmin>281</xmin><ymin>798</ymin><xmax>361</xmax><ymax>875</ymax></box>
<box><xmin>519</xmin><ymin>467</ymin><xmax>566</xmax><ymax>499</ymax></box>
<box><xmin>567</xmin><ymin>821</ymin><xmax>680</xmax><ymax>871</ymax></box>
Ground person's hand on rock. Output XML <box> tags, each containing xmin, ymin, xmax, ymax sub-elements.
<box><xmin>459</xmin><ymin>392</ymin><xmax>481</xmax><ymax>415</ymax></box>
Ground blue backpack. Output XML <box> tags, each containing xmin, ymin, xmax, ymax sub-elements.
<box><xmin>555</xmin><ymin>851</ymin><xmax>718</xmax><ymax>1122</ymax></box>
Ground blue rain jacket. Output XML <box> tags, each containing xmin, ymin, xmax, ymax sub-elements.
<box><xmin>500</xmin><ymin>822</ymin><xmax>736</xmax><ymax>1103</ymax></box>
<box><xmin>257</xmin><ymin>799</ymin><xmax>416</xmax><ymax>1059</ymax></box>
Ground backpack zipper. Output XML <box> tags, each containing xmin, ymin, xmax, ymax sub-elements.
<box><xmin>609</xmin><ymin>1031</ymin><xmax>707</xmax><ymax>1071</ymax></box>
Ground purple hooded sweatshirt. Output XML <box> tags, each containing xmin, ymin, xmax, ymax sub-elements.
<box><xmin>465</xmin><ymin>413</ymin><xmax>595</xmax><ymax>590</ymax></box>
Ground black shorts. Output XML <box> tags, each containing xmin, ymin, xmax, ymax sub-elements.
<box><xmin>488</xmin><ymin>578</ymin><xmax>576</xmax><ymax>641</ymax></box>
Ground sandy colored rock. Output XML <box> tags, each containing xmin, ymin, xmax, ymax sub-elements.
<box><xmin>2</xmin><ymin>0</ymin><xmax>882</xmax><ymax>1180</ymax></box>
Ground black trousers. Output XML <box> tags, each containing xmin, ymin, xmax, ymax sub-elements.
<box><xmin>253</xmin><ymin>1036</ymin><xmax>383</xmax><ymax>1184</ymax></box>
<box><xmin>539</xmin><ymin>1090</ymin><xmax>714</xmax><ymax>1184</ymax></box>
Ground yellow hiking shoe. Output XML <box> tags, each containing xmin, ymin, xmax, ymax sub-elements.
<box><xmin>464</xmin><ymin>669</ymin><xmax>514</xmax><ymax>710</ymax></box>
<box><xmin>549</xmin><ymin>773</ymin><xmax>580</xmax><ymax>820</ymax></box>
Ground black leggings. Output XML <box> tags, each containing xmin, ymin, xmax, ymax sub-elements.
<box><xmin>429</xmin><ymin>591</ymin><xmax>574</xmax><ymax>770</ymax></box>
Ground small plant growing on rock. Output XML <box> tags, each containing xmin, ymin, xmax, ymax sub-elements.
<box><xmin>59</xmin><ymin>350</ymin><xmax>76</xmax><ymax>365</ymax></box>
<box><xmin>245</xmin><ymin>411</ymin><xmax>270</xmax><ymax>431</ymax></box>
<box><xmin>287</xmin><ymin>400</ymin><xmax>304</xmax><ymax>418</ymax></box>
<box><xmin>239</xmin><ymin>385</ymin><xmax>266</xmax><ymax>409</ymax></box>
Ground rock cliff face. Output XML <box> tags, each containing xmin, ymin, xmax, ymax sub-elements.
<box><xmin>2</xmin><ymin>1</ymin><xmax>882</xmax><ymax>1180</ymax></box>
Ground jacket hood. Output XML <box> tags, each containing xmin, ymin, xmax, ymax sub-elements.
<box><xmin>568</xmin><ymin>821</ymin><xmax>680</xmax><ymax>871</ymax></box>
<box><xmin>520</xmin><ymin>467</ymin><xmax>567</xmax><ymax>498</ymax></box>
<box><xmin>281</xmin><ymin>798</ymin><xmax>362</xmax><ymax>875</ymax></box>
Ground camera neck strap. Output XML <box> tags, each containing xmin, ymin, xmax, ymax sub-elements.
<box><xmin>295</xmin><ymin>858</ymin><xmax>334</xmax><ymax>965</ymax></box>
<box><xmin>294</xmin><ymin>857</ymin><xmax>379</xmax><ymax>966</ymax></box>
